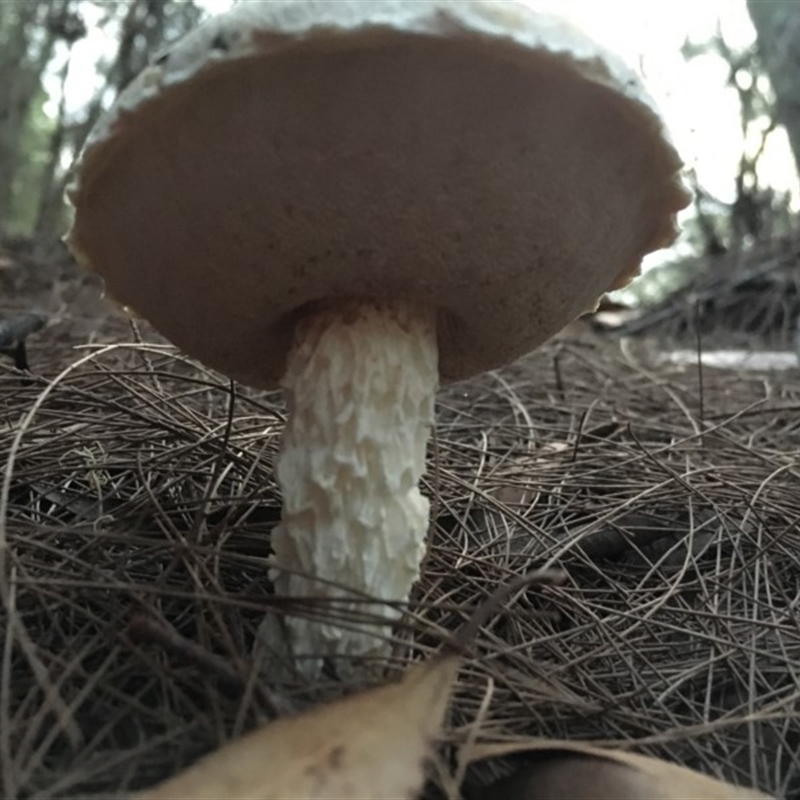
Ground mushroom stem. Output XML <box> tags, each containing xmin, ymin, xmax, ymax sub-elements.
<box><xmin>270</xmin><ymin>300</ymin><xmax>438</xmax><ymax>670</ymax></box>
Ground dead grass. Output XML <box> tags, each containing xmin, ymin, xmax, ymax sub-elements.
<box><xmin>1</xmin><ymin>325</ymin><xmax>799</xmax><ymax>798</ymax></box>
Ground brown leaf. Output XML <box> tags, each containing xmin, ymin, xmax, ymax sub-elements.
<box><xmin>133</xmin><ymin>655</ymin><xmax>458</xmax><ymax>800</ymax></box>
<box><xmin>469</xmin><ymin>740</ymin><xmax>775</xmax><ymax>800</ymax></box>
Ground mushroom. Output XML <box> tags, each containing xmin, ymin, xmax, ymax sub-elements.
<box><xmin>65</xmin><ymin>1</ymin><xmax>690</xmax><ymax>672</ymax></box>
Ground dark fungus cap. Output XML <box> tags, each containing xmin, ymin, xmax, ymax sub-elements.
<box><xmin>66</xmin><ymin>0</ymin><xmax>691</xmax><ymax>388</ymax></box>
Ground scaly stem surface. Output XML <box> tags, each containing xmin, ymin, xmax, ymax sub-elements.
<box><xmin>270</xmin><ymin>300</ymin><xmax>438</xmax><ymax>669</ymax></box>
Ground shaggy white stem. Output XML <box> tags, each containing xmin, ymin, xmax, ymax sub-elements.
<box><xmin>270</xmin><ymin>300</ymin><xmax>438</xmax><ymax>670</ymax></box>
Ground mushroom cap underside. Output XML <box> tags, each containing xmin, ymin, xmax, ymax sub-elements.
<box><xmin>66</xmin><ymin>0</ymin><xmax>691</xmax><ymax>388</ymax></box>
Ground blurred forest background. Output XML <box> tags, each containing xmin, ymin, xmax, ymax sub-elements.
<box><xmin>1</xmin><ymin>0</ymin><xmax>800</xmax><ymax>335</ymax></box>
<box><xmin>0</xmin><ymin>0</ymin><xmax>204</xmax><ymax>241</ymax></box>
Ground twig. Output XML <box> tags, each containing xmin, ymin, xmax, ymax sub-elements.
<box><xmin>694</xmin><ymin>299</ymin><xmax>706</xmax><ymax>445</ymax></box>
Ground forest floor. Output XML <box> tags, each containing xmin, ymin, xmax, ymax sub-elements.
<box><xmin>1</xmin><ymin>238</ymin><xmax>799</xmax><ymax>799</ymax></box>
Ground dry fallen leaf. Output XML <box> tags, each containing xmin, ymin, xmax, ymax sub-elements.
<box><xmin>131</xmin><ymin>570</ymin><xmax>560</xmax><ymax>799</ymax></box>
<box><xmin>468</xmin><ymin>740</ymin><xmax>775</xmax><ymax>800</ymax></box>
<box><xmin>133</xmin><ymin>655</ymin><xmax>458</xmax><ymax>800</ymax></box>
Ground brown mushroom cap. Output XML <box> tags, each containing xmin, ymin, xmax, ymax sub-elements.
<box><xmin>66</xmin><ymin>0</ymin><xmax>690</xmax><ymax>388</ymax></box>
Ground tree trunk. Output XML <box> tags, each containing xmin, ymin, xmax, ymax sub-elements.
<box><xmin>0</xmin><ymin>2</ymin><xmax>42</xmax><ymax>226</ymax></box>
<box><xmin>747</xmin><ymin>0</ymin><xmax>800</xmax><ymax>175</ymax></box>
<box><xmin>0</xmin><ymin>0</ymin><xmax>70</xmax><ymax>231</ymax></box>
<box><xmin>33</xmin><ymin>56</ymin><xmax>71</xmax><ymax>242</ymax></box>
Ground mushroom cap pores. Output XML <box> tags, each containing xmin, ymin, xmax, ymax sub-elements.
<box><xmin>66</xmin><ymin>0</ymin><xmax>691</xmax><ymax>388</ymax></box>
